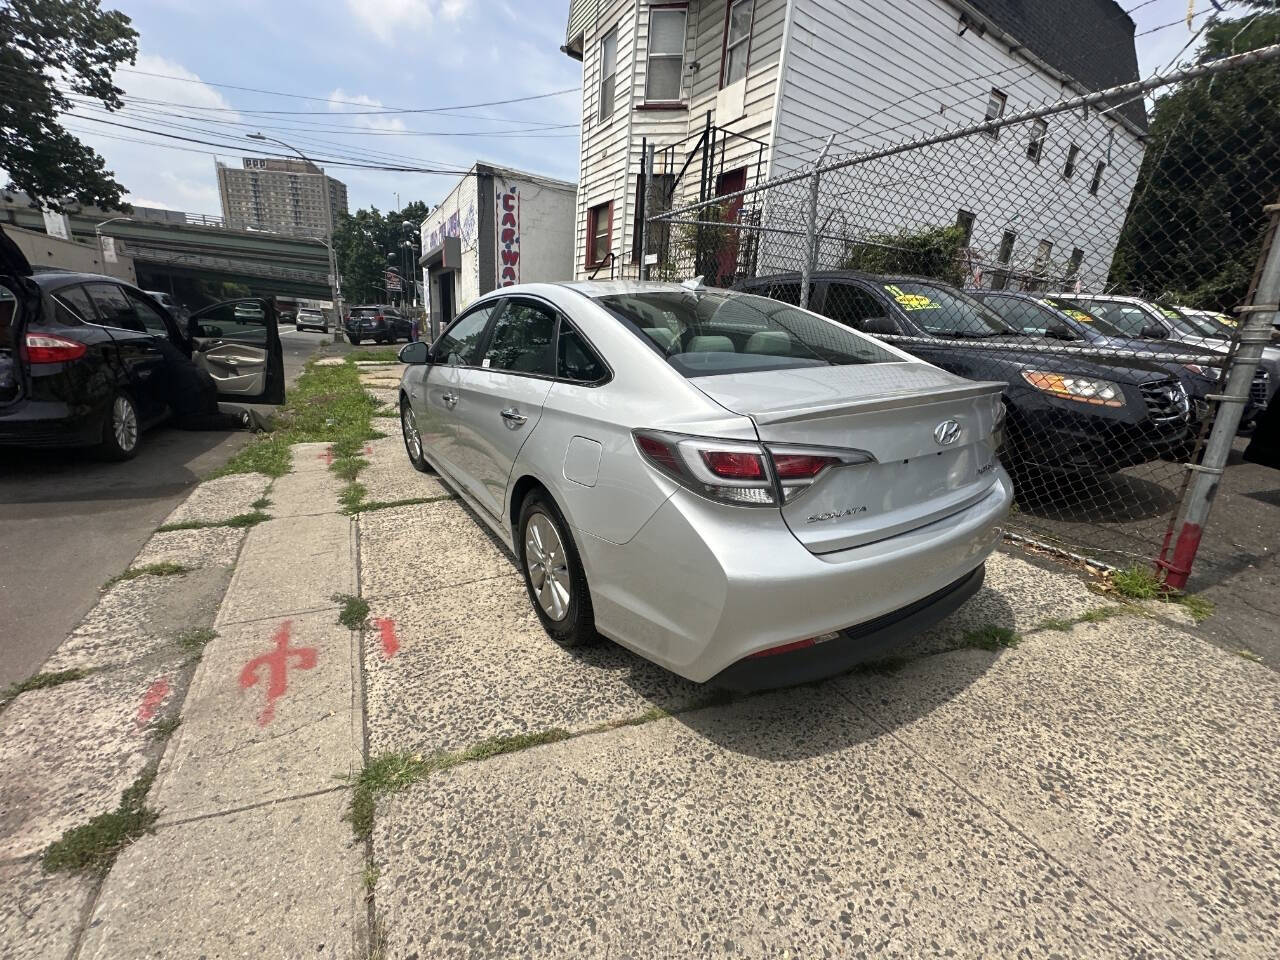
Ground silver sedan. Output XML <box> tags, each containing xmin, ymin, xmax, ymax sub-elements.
<box><xmin>397</xmin><ymin>281</ymin><xmax>1011</xmax><ymax>689</ymax></box>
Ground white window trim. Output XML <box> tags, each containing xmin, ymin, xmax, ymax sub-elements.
<box><xmin>721</xmin><ymin>0</ymin><xmax>756</xmax><ymax>89</ymax></box>
<box><xmin>644</xmin><ymin>6</ymin><xmax>688</xmax><ymax>105</ymax></box>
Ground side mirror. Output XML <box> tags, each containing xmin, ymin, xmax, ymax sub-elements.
<box><xmin>1140</xmin><ymin>323</ymin><xmax>1168</xmax><ymax>340</ymax></box>
<box><xmin>861</xmin><ymin>316</ymin><xmax>897</xmax><ymax>335</ymax></box>
<box><xmin>397</xmin><ymin>340</ymin><xmax>430</xmax><ymax>365</ymax></box>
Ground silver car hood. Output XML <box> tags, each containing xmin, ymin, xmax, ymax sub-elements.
<box><xmin>689</xmin><ymin>361</ymin><xmax>1004</xmax><ymax>425</ymax></box>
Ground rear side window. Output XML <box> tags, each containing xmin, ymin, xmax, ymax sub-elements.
<box><xmin>596</xmin><ymin>290</ymin><xmax>900</xmax><ymax>378</ymax></box>
<box><xmin>85</xmin><ymin>283</ymin><xmax>143</xmax><ymax>332</ymax></box>
<box><xmin>558</xmin><ymin>323</ymin><xmax>608</xmax><ymax>383</ymax></box>
<box><xmin>53</xmin><ymin>285</ymin><xmax>98</xmax><ymax>325</ymax></box>
<box><xmin>435</xmin><ymin>304</ymin><xmax>494</xmax><ymax>366</ymax></box>
<box><xmin>483</xmin><ymin>299</ymin><xmax>557</xmax><ymax>376</ymax></box>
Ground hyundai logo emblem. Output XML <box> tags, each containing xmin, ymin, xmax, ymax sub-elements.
<box><xmin>934</xmin><ymin>419</ymin><xmax>962</xmax><ymax>445</ymax></box>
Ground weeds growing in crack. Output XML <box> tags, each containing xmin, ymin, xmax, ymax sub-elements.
<box><xmin>341</xmin><ymin>493</ymin><xmax>456</xmax><ymax>516</ymax></box>
<box><xmin>42</xmin><ymin>761</ymin><xmax>160</xmax><ymax>875</ymax></box>
<box><xmin>1</xmin><ymin>668</ymin><xmax>91</xmax><ymax>707</ymax></box>
<box><xmin>149</xmin><ymin>714</ymin><xmax>181</xmax><ymax>740</ymax></box>
<box><xmin>962</xmin><ymin>625</ymin><xmax>1020</xmax><ymax>652</ymax></box>
<box><xmin>157</xmin><ymin>512</ymin><xmax>269</xmax><ymax>533</ymax></box>
<box><xmin>175</xmin><ymin>627</ymin><xmax>218</xmax><ymax>657</ymax></box>
<box><xmin>333</xmin><ymin>594</ymin><xmax>370</xmax><ymax>631</ymax></box>
<box><xmin>103</xmin><ymin>562</ymin><xmax>190</xmax><ymax>590</ymax></box>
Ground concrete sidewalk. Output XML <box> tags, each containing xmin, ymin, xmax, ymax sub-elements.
<box><xmin>4</xmin><ymin>361</ymin><xmax>1277</xmax><ymax>959</ymax></box>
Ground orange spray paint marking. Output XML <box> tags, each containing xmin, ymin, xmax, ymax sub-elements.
<box><xmin>374</xmin><ymin>618</ymin><xmax>399</xmax><ymax>659</ymax></box>
<box><xmin>317</xmin><ymin>447</ymin><xmax>334</xmax><ymax>466</ymax></box>
<box><xmin>135</xmin><ymin>677</ymin><xmax>171</xmax><ymax>730</ymax></box>
<box><xmin>238</xmin><ymin>620</ymin><xmax>318</xmax><ymax>726</ymax></box>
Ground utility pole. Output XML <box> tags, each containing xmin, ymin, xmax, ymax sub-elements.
<box><xmin>246</xmin><ymin>133</ymin><xmax>344</xmax><ymax>343</ymax></box>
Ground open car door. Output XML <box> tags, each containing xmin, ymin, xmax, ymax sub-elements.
<box><xmin>188</xmin><ymin>298</ymin><xmax>285</xmax><ymax>405</ymax></box>
<box><xmin>0</xmin><ymin>225</ymin><xmax>37</xmax><ymax>410</ymax></box>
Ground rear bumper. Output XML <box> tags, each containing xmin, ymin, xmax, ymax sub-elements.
<box><xmin>0</xmin><ymin>399</ymin><xmax>103</xmax><ymax>447</ymax></box>
<box><xmin>579</xmin><ymin>470</ymin><xmax>1011</xmax><ymax>684</ymax></box>
<box><xmin>711</xmin><ymin>565</ymin><xmax>984</xmax><ymax>690</ymax></box>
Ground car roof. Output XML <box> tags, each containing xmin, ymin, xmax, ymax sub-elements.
<box><xmin>30</xmin><ymin>270</ymin><xmax>133</xmax><ymax>290</ymax></box>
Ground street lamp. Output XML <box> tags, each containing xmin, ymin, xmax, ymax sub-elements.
<box><xmin>247</xmin><ymin>132</ymin><xmax>344</xmax><ymax>343</ymax></box>
<box><xmin>94</xmin><ymin>216</ymin><xmax>132</xmax><ymax>273</ymax></box>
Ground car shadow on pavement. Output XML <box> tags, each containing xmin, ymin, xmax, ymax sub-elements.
<box><xmin>1012</xmin><ymin>468</ymin><xmax>1177</xmax><ymax>523</ymax></box>
<box><xmin>668</xmin><ymin>588</ymin><xmax>1017</xmax><ymax>762</ymax></box>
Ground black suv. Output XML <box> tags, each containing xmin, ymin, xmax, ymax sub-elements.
<box><xmin>736</xmin><ymin>272</ymin><xmax>1190</xmax><ymax>475</ymax></box>
<box><xmin>344</xmin><ymin>305</ymin><xmax>412</xmax><ymax>344</ymax></box>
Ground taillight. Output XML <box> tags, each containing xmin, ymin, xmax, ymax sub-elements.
<box><xmin>633</xmin><ymin>431</ymin><xmax>874</xmax><ymax>507</ymax></box>
<box><xmin>24</xmin><ymin>333</ymin><xmax>87</xmax><ymax>364</ymax></box>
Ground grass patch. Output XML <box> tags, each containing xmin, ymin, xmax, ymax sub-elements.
<box><xmin>1036</xmin><ymin>617</ymin><xmax>1076</xmax><ymax>632</ymax></box>
<box><xmin>362</xmin><ymin>862</ymin><xmax>380</xmax><ymax>895</ymax></box>
<box><xmin>333</xmin><ymin>594</ymin><xmax>370</xmax><ymax>630</ymax></box>
<box><xmin>338</xmin><ymin>482</ymin><xmax>367</xmax><ymax>514</ymax></box>
<box><xmin>104</xmin><ymin>562</ymin><xmax>190</xmax><ymax>589</ymax></box>
<box><xmin>1109</xmin><ymin>565</ymin><xmax>1164</xmax><ymax>601</ymax></box>
<box><xmin>351</xmin><ymin>350</ymin><xmax>403</xmax><ymax>363</ymax></box>
<box><xmin>1178</xmin><ymin>593</ymin><xmax>1215</xmax><ymax>623</ymax></box>
<box><xmin>42</xmin><ymin>762</ymin><xmax>159</xmax><ymax>875</ymax></box>
<box><xmin>209</xmin><ymin>359</ymin><xmax>380</xmax><ymax>479</ymax></box>
<box><xmin>1237</xmin><ymin>648</ymin><xmax>1264</xmax><ymax>663</ymax></box>
<box><xmin>149</xmin><ymin>714</ymin><xmax>181</xmax><ymax>740</ymax></box>
<box><xmin>340</xmin><ymin>493</ymin><xmax>455</xmax><ymax>516</ymax></box>
<box><xmin>156</xmin><ymin>511</ymin><xmax>270</xmax><ymax>533</ymax></box>
<box><xmin>250</xmin><ymin>496</ymin><xmax>272</xmax><ymax>511</ymax></box>
<box><xmin>2</xmin><ymin>668</ymin><xmax>90</xmax><ymax>706</ymax></box>
<box><xmin>962</xmin><ymin>625</ymin><xmax>1021</xmax><ymax>652</ymax></box>
<box><xmin>175</xmin><ymin>627</ymin><xmax>217</xmax><ymax>657</ymax></box>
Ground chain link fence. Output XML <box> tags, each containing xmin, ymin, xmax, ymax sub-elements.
<box><xmin>640</xmin><ymin>41</ymin><xmax>1280</xmax><ymax>577</ymax></box>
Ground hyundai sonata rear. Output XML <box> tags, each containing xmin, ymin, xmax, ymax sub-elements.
<box><xmin>399</xmin><ymin>282</ymin><xmax>1012</xmax><ymax>689</ymax></box>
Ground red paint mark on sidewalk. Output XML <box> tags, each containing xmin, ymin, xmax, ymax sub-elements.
<box><xmin>363</xmin><ymin>445</ymin><xmax>373</xmax><ymax>455</ymax></box>
<box><xmin>135</xmin><ymin>677</ymin><xmax>171</xmax><ymax>730</ymax></box>
<box><xmin>317</xmin><ymin>447</ymin><xmax>334</xmax><ymax>466</ymax></box>
<box><xmin>374</xmin><ymin>618</ymin><xmax>399</xmax><ymax>659</ymax></box>
<box><xmin>238</xmin><ymin>620</ymin><xmax>318</xmax><ymax>726</ymax></box>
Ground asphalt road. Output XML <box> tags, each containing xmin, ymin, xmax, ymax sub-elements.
<box><xmin>0</xmin><ymin>327</ymin><xmax>341</xmax><ymax>687</ymax></box>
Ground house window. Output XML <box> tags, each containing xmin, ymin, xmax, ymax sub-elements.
<box><xmin>955</xmin><ymin>209</ymin><xmax>976</xmax><ymax>246</ymax></box>
<box><xmin>983</xmin><ymin>89</ymin><xmax>1007</xmax><ymax>139</ymax></box>
<box><xmin>1063</xmin><ymin>144</ymin><xmax>1080</xmax><ymax>180</ymax></box>
<box><xmin>598</xmin><ymin>26</ymin><xmax>618</xmax><ymax>123</ymax></box>
<box><xmin>587</xmin><ymin>201</ymin><xmax>613</xmax><ymax>268</ymax></box>
<box><xmin>992</xmin><ymin>230</ymin><xmax>1016</xmax><ymax>290</ymax></box>
<box><xmin>722</xmin><ymin>0</ymin><xmax>755</xmax><ymax>88</ymax></box>
<box><xmin>1026</xmin><ymin>119</ymin><xmax>1048</xmax><ymax>163</ymax></box>
<box><xmin>646</xmin><ymin>7</ymin><xmax>687</xmax><ymax>103</ymax></box>
<box><xmin>1089</xmin><ymin>160</ymin><xmax>1106</xmax><ymax>195</ymax></box>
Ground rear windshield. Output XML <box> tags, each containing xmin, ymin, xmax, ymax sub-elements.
<box><xmin>595</xmin><ymin>290</ymin><xmax>900</xmax><ymax>378</ymax></box>
<box><xmin>352</xmin><ymin>308</ymin><xmax>380</xmax><ymax>317</ymax></box>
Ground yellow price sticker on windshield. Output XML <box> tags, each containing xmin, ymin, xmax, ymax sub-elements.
<box><xmin>1215</xmin><ymin>313</ymin><xmax>1238</xmax><ymax>327</ymax></box>
<box><xmin>1160</xmin><ymin>307</ymin><xmax>1182</xmax><ymax>320</ymax></box>
<box><xmin>884</xmin><ymin>284</ymin><xmax>939</xmax><ymax>311</ymax></box>
<box><xmin>1065</xmin><ymin>309</ymin><xmax>1094</xmax><ymax>323</ymax></box>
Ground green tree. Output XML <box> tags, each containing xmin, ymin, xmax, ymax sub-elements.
<box><xmin>334</xmin><ymin>201</ymin><xmax>430</xmax><ymax>303</ymax></box>
<box><xmin>1110</xmin><ymin>12</ymin><xmax>1280</xmax><ymax>309</ymax></box>
<box><xmin>0</xmin><ymin>0</ymin><xmax>138</xmax><ymax>210</ymax></box>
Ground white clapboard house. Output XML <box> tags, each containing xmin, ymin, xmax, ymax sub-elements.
<box><xmin>560</xmin><ymin>0</ymin><xmax>1148</xmax><ymax>289</ymax></box>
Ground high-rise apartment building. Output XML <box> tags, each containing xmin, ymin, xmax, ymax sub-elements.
<box><xmin>216</xmin><ymin>158</ymin><xmax>348</xmax><ymax>236</ymax></box>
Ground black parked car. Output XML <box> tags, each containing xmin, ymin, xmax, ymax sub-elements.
<box><xmin>736</xmin><ymin>272</ymin><xmax>1190</xmax><ymax>474</ymax></box>
<box><xmin>344</xmin><ymin>305</ymin><xmax>412</xmax><ymax>344</ymax></box>
<box><xmin>1</xmin><ymin>228</ymin><xmax>284</xmax><ymax>460</ymax></box>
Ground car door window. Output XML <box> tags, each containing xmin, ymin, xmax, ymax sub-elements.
<box><xmin>822</xmin><ymin>283</ymin><xmax>895</xmax><ymax>332</ymax></box>
<box><xmin>558</xmin><ymin>322</ymin><xmax>609</xmax><ymax>383</ymax></box>
<box><xmin>85</xmin><ymin>282</ymin><xmax>144</xmax><ymax>332</ymax></box>
<box><xmin>481</xmin><ymin>299</ymin><xmax>557</xmax><ymax>376</ymax></box>
<box><xmin>435</xmin><ymin>304</ymin><xmax>494</xmax><ymax>366</ymax></box>
<box><xmin>125</xmin><ymin>291</ymin><xmax>174</xmax><ymax>337</ymax></box>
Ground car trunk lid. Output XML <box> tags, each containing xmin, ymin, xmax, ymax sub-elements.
<box><xmin>692</xmin><ymin>362</ymin><xmax>1006</xmax><ymax>554</ymax></box>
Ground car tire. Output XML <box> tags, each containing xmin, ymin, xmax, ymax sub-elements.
<box><xmin>517</xmin><ymin>491</ymin><xmax>597</xmax><ymax>648</ymax></box>
<box><xmin>400</xmin><ymin>396</ymin><xmax>432</xmax><ymax>474</ymax></box>
<box><xmin>350</xmin><ymin>336</ymin><xmax>361</xmax><ymax>345</ymax></box>
<box><xmin>96</xmin><ymin>391</ymin><xmax>141</xmax><ymax>461</ymax></box>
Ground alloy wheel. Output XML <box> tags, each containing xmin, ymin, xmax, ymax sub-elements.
<box><xmin>524</xmin><ymin>512</ymin><xmax>571</xmax><ymax>621</ymax></box>
<box><xmin>113</xmin><ymin>396</ymin><xmax>138</xmax><ymax>452</ymax></box>
<box><xmin>401</xmin><ymin>404</ymin><xmax>423</xmax><ymax>461</ymax></box>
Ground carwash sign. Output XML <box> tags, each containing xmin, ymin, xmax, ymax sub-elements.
<box><xmin>496</xmin><ymin>184</ymin><xmax>520</xmax><ymax>287</ymax></box>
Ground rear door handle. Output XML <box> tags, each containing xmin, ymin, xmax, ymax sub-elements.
<box><xmin>501</xmin><ymin>408</ymin><xmax>527</xmax><ymax>427</ymax></box>
<box><xmin>442</xmin><ymin>393</ymin><xmax>458</xmax><ymax>408</ymax></box>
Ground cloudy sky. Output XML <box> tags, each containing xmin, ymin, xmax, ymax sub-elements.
<box><xmin>13</xmin><ymin>0</ymin><xmax>1238</xmax><ymax>217</ymax></box>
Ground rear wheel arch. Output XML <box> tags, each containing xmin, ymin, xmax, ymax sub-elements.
<box><xmin>509</xmin><ymin>474</ymin><xmax>548</xmax><ymax>540</ymax></box>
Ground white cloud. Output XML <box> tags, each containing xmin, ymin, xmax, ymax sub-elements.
<box><xmin>64</xmin><ymin>52</ymin><xmax>240</xmax><ymax>215</ymax></box>
<box><xmin>326</xmin><ymin>89</ymin><xmax>408</xmax><ymax>133</ymax></box>
<box><xmin>345</xmin><ymin>0</ymin><xmax>471</xmax><ymax>43</ymax></box>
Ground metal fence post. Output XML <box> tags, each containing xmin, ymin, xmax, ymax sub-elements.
<box><xmin>640</xmin><ymin>140</ymin><xmax>654</xmax><ymax>282</ymax></box>
<box><xmin>1159</xmin><ymin>199</ymin><xmax>1280</xmax><ymax>590</ymax></box>
<box><xmin>799</xmin><ymin>135</ymin><xmax>835</xmax><ymax>310</ymax></box>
